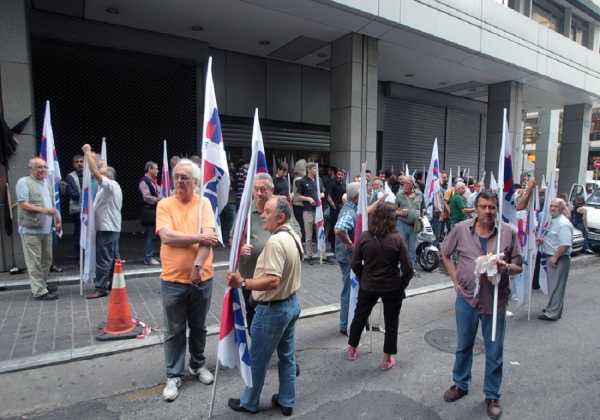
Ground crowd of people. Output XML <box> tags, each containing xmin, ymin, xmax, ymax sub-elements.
<box><xmin>15</xmin><ymin>149</ymin><xmax>584</xmax><ymax>419</ymax></box>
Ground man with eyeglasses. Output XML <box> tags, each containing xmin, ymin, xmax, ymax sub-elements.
<box><xmin>156</xmin><ymin>158</ymin><xmax>218</xmax><ymax>402</ymax></box>
<box><xmin>441</xmin><ymin>190</ymin><xmax>522</xmax><ymax>420</ymax></box>
<box><xmin>16</xmin><ymin>158</ymin><xmax>61</xmax><ymax>300</ymax></box>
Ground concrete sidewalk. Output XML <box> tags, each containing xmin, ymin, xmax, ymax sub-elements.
<box><xmin>1</xmin><ymin>263</ymin><xmax>599</xmax><ymax>419</ymax></box>
<box><xmin>0</xmin><ymin>259</ymin><xmax>455</xmax><ymax>373</ymax></box>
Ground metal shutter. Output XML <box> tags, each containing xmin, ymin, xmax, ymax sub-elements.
<box><xmin>31</xmin><ymin>38</ymin><xmax>197</xmax><ymax>221</ymax></box>
<box><xmin>382</xmin><ymin>98</ymin><xmax>445</xmax><ymax>173</ymax></box>
<box><xmin>222</xmin><ymin>123</ymin><xmax>329</xmax><ymax>151</ymax></box>
<box><xmin>445</xmin><ymin>108</ymin><xmax>482</xmax><ymax>179</ymax></box>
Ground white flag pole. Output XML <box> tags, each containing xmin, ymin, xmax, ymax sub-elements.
<box><xmin>492</xmin><ymin>108</ymin><xmax>508</xmax><ymax>342</ymax></box>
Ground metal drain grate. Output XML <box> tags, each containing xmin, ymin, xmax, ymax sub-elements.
<box><xmin>424</xmin><ymin>329</ymin><xmax>484</xmax><ymax>355</ymax></box>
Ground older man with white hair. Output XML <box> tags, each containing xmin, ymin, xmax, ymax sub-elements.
<box><xmin>448</xmin><ymin>181</ymin><xmax>474</xmax><ymax>229</ymax></box>
<box><xmin>156</xmin><ymin>158</ymin><xmax>218</xmax><ymax>401</ymax></box>
<box><xmin>16</xmin><ymin>157</ymin><xmax>62</xmax><ymax>300</ymax></box>
<box><xmin>396</xmin><ymin>176</ymin><xmax>424</xmax><ymax>264</ymax></box>
<box><xmin>538</xmin><ymin>198</ymin><xmax>573</xmax><ymax>321</ymax></box>
<box><xmin>334</xmin><ymin>182</ymin><xmax>360</xmax><ymax>335</ymax></box>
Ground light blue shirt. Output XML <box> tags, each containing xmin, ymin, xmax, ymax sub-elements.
<box><xmin>15</xmin><ymin>176</ymin><xmax>53</xmax><ymax>235</ymax></box>
<box><xmin>542</xmin><ymin>214</ymin><xmax>573</xmax><ymax>255</ymax></box>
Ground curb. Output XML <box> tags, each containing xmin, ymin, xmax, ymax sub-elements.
<box><xmin>0</xmin><ymin>281</ymin><xmax>454</xmax><ymax>375</ymax></box>
<box><xmin>0</xmin><ymin>253</ymin><xmax>339</xmax><ymax>291</ymax></box>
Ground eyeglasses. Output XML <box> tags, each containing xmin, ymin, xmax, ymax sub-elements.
<box><xmin>34</xmin><ymin>165</ymin><xmax>48</xmax><ymax>169</ymax></box>
<box><xmin>174</xmin><ymin>174</ymin><xmax>192</xmax><ymax>182</ymax></box>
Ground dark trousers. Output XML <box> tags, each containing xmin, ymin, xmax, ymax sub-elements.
<box><xmin>348</xmin><ymin>288</ymin><xmax>404</xmax><ymax>354</ymax></box>
<box><xmin>293</xmin><ymin>205</ymin><xmax>305</xmax><ymax>243</ymax></box>
<box><xmin>71</xmin><ymin>213</ymin><xmax>81</xmax><ymax>256</ymax></box>
<box><xmin>242</xmin><ymin>287</ymin><xmax>256</xmax><ymax>333</ymax></box>
<box><xmin>94</xmin><ymin>231</ymin><xmax>120</xmax><ymax>291</ymax></box>
<box><xmin>143</xmin><ymin>223</ymin><xmax>157</xmax><ymax>262</ymax></box>
<box><xmin>161</xmin><ymin>279</ymin><xmax>213</xmax><ymax>378</ymax></box>
<box><xmin>220</xmin><ymin>203</ymin><xmax>236</xmax><ymax>244</ymax></box>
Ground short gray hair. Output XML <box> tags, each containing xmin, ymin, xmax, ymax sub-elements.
<box><xmin>552</xmin><ymin>197</ymin><xmax>566</xmax><ymax>211</ymax></box>
<box><xmin>174</xmin><ymin>158</ymin><xmax>201</xmax><ymax>184</ymax></box>
<box><xmin>255</xmin><ymin>172</ymin><xmax>274</xmax><ymax>190</ymax></box>
<box><xmin>105</xmin><ymin>166</ymin><xmax>116</xmax><ymax>180</ymax></box>
<box><xmin>455</xmin><ymin>181</ymin><xmax>466</xmax><ymax>190</ymax></box>
<box><xmin>273</xmin><ymin>195</ymin><xmax>292</xmax><ymax>220</ymax></box>
<box><xmin>347</xmin><ymin>182</ymin><xmax>360</xmax><ymax>202</ymax></box>
<box><xmin>145</xmin><ymin>161</ymin><xmax>158</xmax><ymax>172</ymax></box>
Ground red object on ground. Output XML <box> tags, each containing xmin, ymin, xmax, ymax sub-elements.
<box><xmin>102</xmin><ymin>259</ymin><xmax>135</xmax><ymax>335</ymax></box>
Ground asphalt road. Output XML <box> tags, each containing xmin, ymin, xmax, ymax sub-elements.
<box><xmin>1</xmin><ymin>262</ymin><xmax>599</xmax><ymax>420</ymax></box>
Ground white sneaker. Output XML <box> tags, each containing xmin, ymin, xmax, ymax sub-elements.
<box><xmin>506</xmin><ymin>310</ymin><xmax>514</xmax><ymax>318</ymax></box>
<box><xmin>189</xmin><ymin>365</ymin><xmax>214</xmax><ymax>384</ymax></box>
<box><xmin>162</xmin><ymin>377</ymin><xmax>182</xmax><ymax>401</ymax></box>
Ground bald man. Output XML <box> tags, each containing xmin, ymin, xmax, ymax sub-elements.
<box><xmin>16</xmin><ymin>157</ymin><xmax>61</xmax><ymax>300</ymax></box>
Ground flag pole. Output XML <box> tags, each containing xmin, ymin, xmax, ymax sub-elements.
<box><xmin>208</xmin><ymin>359</ymin><xmax>221</xmax><ymax>419</ymax></box>
<box><xmin>492</xmin><ymin>108</ymin><xmax>508</xmax><ymax>342</ymax></box>
<box><xmin>79</xmin><ymin>247</ymin><xmax>83</xmax><ymax>296</ymax></box>
<box><xmin>527</xmin><ymin>186</ymin><xmax>538</xmax><ymax>321</ymax></box>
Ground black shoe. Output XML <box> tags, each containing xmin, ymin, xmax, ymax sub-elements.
<box><xmin>272</xmin><ymin>394</ymin><xmax>293</xmax><ymax>417</ymax></box>
<box><xmin>49</xmin><ymin>265</ymin><xmax>63</xmax><ymax>273</ymax></box>
<box><xmin>296</xmin><ymin>363</ymin><xmax>300</xmax><ymax>377</ymax></box>
<box><xmin>228</xmin><ymin>399</ymin><xmax>256</xmax><ymax>414</ymax></box>
<box><xmin>307</xmin><ymin>257</ymin><xmax>316</xmax><ymax>265</ymax></box>
<box><xmin>537</xmin><ymin>314</ymin><xmax>558</xmax><ymax>321</ymax></box>
<box><xmin>34</xmin><ymin>292</ymin><xmax>58</xmax><ymax>301</ymax></box>
<box><xmin>339</xmin><ymin>329</ymin><xmax>348</xmax><ymax>336</ymax></box>
<box><xmin>47</xmin><ymin>284</ymin><xmax>58</xmax><ymax>293</ymax></box>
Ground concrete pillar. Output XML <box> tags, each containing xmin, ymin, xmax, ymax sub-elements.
<box><xmin>535</xmin><ymin>109</ymin><xmax>561</xmax><ymax>183</ymax></box>
<box><xmin>0</xmin><ymin>0</ymin><xmax>35</xmax><ymax>270</ymax></box>
<box><xmin>485</xmin><ymin>81</ymin><xmax>524</xmax><ymax>182</ymax></box>
<box><xmin>558</xmin><ymin>104</ymin><xmax>592</xmax><ymax>194</ymax></box>
<box><xmin>330</xmin><ymin>33</ymin><xmax>377</xmax><ymax>177</ymax></box>
<box><xmin>591</xmin><ymin>23</ymin><xmax>600</xmax><ymax>51</ymax></box>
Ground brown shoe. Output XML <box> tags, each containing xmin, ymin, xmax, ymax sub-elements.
<box><xmin>86</xmin><ymin>289</ymin><xmax>108</xmax><ymax>299</ymax></box>
<box><xmin>486</xmin><ymin>399</ymin><xmax>502</xmax><ymax>420</ymax></box>
<box><xmin>443</xmin><ymin>385</ymin><xmax>468</xmax><ymax>402</ymax></box>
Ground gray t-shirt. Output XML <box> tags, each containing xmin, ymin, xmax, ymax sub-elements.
<box><xmin>94</xmin><ymin>176</ymin><xmax>123</xmax><ymax>232</ymax></box>
<box><xmin>16</xmin><ymin>176</ymin><xmax>53</xmax><ymax>235</ymax></box>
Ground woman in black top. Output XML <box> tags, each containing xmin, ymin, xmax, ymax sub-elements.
<box><xmin>347</xmin><ymin>203</ymin><xmax>414</xmax><ymax>369</ymax></box>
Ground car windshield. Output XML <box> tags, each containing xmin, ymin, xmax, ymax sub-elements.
<box><xmin>586</xmin><ymin>192</ymin><xmax>600</xmax><ymax>207</ymax></box>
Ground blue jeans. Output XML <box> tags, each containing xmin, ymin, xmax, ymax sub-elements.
<box><xmin>240</xmin><ymin>294</ymin><xmax>301</xmax><ymax>412</ymax></box>
<box><xmin>94</xmin><ymin>231</ymin><xmax>120</xmax><ymax>291</ymax></box>
<box><xmin>161</xmin><ymin>279</ymin><xmax>213</xmax><ymax>378</ymax></box>
<box><xmin>335</xmin><ymin>241</ymin><xmax>352</xmax><ymax>331</ymax></box>
<box><xmin>453</xmin><ymin>295</ymin><xmax>505</xmax><ymax>400</ymax></box>
<box><xmin>143</xmin><ymin>224</ymin><xmax>157</xmax><ymax>262</ymax></box>
<box><xmin>397</xmin><ymin>221</ymin><xmax>416</xmax><ymax>264</ymax></box>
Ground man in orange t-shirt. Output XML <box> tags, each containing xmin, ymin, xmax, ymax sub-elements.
<box><xmin>156</xmin><ymin>159</ymin><xmax>218</xmax><ymax>402</ymax></box>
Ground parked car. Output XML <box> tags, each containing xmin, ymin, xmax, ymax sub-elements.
<box><xmin>584</xmin><ymin>191</ymin><xmax>600</xmax><ymax>252</ymax></box>
<box><xmin>572</xmin><ymin>227</ymin><xmax>584</xmax><ymax>255</ymax></box>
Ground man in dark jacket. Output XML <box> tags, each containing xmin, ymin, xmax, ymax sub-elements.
<box><xmin>139</xmin><ymin>161</ymin><xmax>161</xmax><ymax>265</ymax></box>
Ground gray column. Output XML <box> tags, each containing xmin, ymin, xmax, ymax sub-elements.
<box><xmin>535</xmin><ymin>109</ymin><xmax>560</xmax><ymax>184</ymax></box>
<box><xmin>562</xmin><ymin>9</ymin><xmax>573</xmax><ymax>37</ymax></box>
<box><xmin>330</xmin><ymin>33</ymin><xmax>377</xmax><ymax>177</ymax></box>
<box><xmin>0</xmin><ymin>0</ymin><xmax>35</xmax><ymax>269</ymax></box>
<box><xmin>558</xmin><ymin>104</ymin><xmax>592</xmax><ymax>194</ymax></box>
<box><xmin>485</xmin><ymin>81</ymin><xmax>524</xmax><ymax>183</ymax></box>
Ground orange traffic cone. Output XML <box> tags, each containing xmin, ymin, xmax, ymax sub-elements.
<box><xmin>96</xmin><ymin>259</ymin><xmax>144</xmax><ymax>341</ymax></box>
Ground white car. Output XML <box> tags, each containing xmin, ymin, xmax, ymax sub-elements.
<box><xmin>584</xmin><ymin>191</ymin><xmax>600</xmax><ymax>251</ymax></box>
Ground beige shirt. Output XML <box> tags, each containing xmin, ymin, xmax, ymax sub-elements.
<box><xmin>252</xmin><ymin>223</ymin><xmax>303</xmax><ymax>302</ymax></box>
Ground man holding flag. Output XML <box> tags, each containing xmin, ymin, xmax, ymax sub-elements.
<box><xmin>156</xmin><ymin>159</ymin><xmax>218</xmax><ymax>401</ymax></box>
<box><xmin>227</xmin><ymin>196</ymin><xmax>303</xmax><ymax>416</ymax></box>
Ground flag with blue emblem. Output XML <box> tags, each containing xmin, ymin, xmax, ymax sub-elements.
<box><xmin>39</xmin><ymin>100</ymin><xmax>62</xmax><ymax>237</ymax></box>
<box><xmin>498</xmin><ymin>112</ymin><xmax>517</xmax><ymax>226</ymax></box>
<box><xmin>201</xmin><ymin>56</ymin><xmax>230</xmax><ymax>244</ymax></box>
<box><xmin>218</xmin><ymin>109</ymin><xmax>269</xmax><ymax>388</ymax></box>
<box><xmin>314</xmin><ymin>163</ymin><xmax>327</xmax><ymax>260</ymax></box>
<box><xmin>424</xmin><ymin>138</ymin><xmax>440</xmax><ymax>218</ymax></box>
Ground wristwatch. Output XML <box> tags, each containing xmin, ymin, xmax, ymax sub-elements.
<box><xmin>241</xmin><ymin>279</ymin><xmax>247</xmax><ymax>289</ymax></box>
